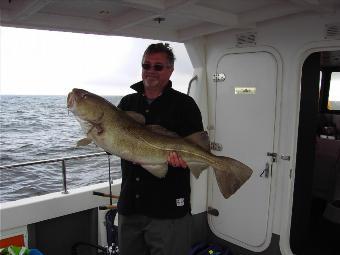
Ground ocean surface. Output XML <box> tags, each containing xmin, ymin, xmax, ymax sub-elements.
<box><xmin>0</xmin><ymin>95</ymin><xmax>123</xmax><ymax>203</ymax></box>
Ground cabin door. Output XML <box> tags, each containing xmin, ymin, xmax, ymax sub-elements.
<box><xmin>208</xmin><ymin>51</ymin><xmax>278</xmax><ymax>250</ymax></box>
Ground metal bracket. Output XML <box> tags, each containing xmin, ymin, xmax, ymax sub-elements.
<box><xmin>280</xmin><ymin>155</ymin><xmax>291</xmax><ymax>161</ymax></box>
<box><xmin>213</xmin><ymin>73</ymin><xmax>226</xmax><ymax>82</ymax></box>
<box><xmin>267</xmin><ymin>152</ymin><xmax>277</xmax><ymax>162</ymax></box>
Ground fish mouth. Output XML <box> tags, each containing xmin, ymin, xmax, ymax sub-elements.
<box><xmin>67</xmin><ymin>88</ymin><xmax>90</xmax><ymax>109</ymax></box>
<box><xmin>67</xmin><ymin>92</ymin><xmax>74</xmax><ymax>109</ymax></box>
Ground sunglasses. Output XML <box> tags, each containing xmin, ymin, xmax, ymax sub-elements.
<box><xmin>142</xmin><ymin>63</ymin><xmax>170</xmax><ymax>71</ymax></box>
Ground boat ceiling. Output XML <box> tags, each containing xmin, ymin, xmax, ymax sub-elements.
<box><xmin>0</xmin><ymin>0</ymin><xmax>339</xmax><ymax>42</ymax></box>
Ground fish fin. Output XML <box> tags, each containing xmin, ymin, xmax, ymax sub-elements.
<box><xmin>213</xmin><ymin>157</ymin><xmax>252</xmax><ymax>199</ymax></box>
<box><xmin>185</xmin><ymin>131</ymin><xmax>210</xmax><ymax>151</ymax></box>
<box><xmin>77</xmin><ymin>118</ymin><xmax>93</xmax><ymax>133</ymax></box>
<box><xmin>146</xmin><ymin>125</ymin><xmax>179</xmax><ymax>138</ymax></box>
<box><xmin>141</xmin><ymin>164</ymin><xmax>168</xmax><ymax>178</ymax></box>
<box><xmin>188</xmin><ymin>162</ymin><xmax>209</xmax><ymax>178</ymax></box>
<box><xmin>125</xmin><ymin>111</ymin><xmax>145</xmax><ymax>124</ymax></box>
<box><xmin>77</xmin><ymin>138</ymin><xmax>93</xmax><ymax>146</ymax></box>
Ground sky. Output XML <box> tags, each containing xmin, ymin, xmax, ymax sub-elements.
<box><xmin>0</xmin><ymin>26</ymin><xmax>194</xmax><ymax>95</ymax></box>
<box><xmin>1</xmin><ymin>26</ymin><xmax>338</xmax><ymax>100</ymax></box>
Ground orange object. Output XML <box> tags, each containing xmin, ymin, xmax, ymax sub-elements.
<box><xmin>0</xmin><ymin>234</ymin><xmax>25</xmax><ymax>248</ymax></box>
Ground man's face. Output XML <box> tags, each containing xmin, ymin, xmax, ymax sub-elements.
<box><xmin>142</xmin><ymin>52</ymin><xmax>173</xmax><ymax>91</ymax></box>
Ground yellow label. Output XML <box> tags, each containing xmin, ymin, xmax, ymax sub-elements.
<box><xmin>235</xmin><ymin>87</ymin><xmax>256</xmax><ymax>94</ymax></box>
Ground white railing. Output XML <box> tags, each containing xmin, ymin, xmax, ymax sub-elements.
<box><xmin>0</xmin><ymin>152</ymin><xmax>111</xmax><ymax>194</ymax></box>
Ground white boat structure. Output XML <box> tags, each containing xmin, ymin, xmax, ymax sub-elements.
<box><xmin>1</xmin><ymin>1</ymin><xmax>339</xmax><ymax>254</ymax></box>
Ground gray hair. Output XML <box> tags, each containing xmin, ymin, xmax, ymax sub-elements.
<box><xmin>142</xmin><ymin>43</ymin><xmax>175</xmax><ymax>67</ymax></box>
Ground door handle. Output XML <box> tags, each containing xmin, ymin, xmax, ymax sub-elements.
<box><xmin>260</xmin><ymin>162</ymin><xmax>270</xmax><ymax>178</ymax></box>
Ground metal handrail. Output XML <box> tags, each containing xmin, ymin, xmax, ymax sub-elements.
<box><xmin>0</xmin><ymin>152</ymin><xmax>110</xmax><ymax>194</ymax></box>
<box><xmin>0</xmin><ymin>152</ymin><xmax>107</xmax><ymax>169</ymax></box>
<box><xmin>187</xmin><ymin>75</ymin><xmax>198</xmax><ymax>95</ymax></box>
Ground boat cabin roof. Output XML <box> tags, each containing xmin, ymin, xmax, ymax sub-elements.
<box><xmin>1</xmin><ymin>0</ymin><xmax>339</xmax><ymax>42</ymax></box>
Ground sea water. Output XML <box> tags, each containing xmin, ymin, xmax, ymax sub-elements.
<box><xmin>0</xmin><ymin>95</ymin><xmax>122</xmax><ymax>203</ymax></box>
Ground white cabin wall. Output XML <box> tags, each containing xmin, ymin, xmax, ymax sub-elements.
<box><xmin>200</xmin><ymin>10</ymin><xmax>339</xmax><ymax>252</ymax></box>
<box><xmin>185</xmin><ymin>38</ymin><xmax>210</xmax><ymax>215</ymax></box>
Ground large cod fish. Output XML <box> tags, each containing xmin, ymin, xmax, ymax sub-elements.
<box><xmin>67</xmin><ymin>88</ymin><xmax>252</xmax><ymax>198</ymax></box>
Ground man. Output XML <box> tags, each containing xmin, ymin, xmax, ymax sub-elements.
<box><xmin>117</xmin><ymin>43</ymin><xmax>204</xmax><ymax>255</ymax></box>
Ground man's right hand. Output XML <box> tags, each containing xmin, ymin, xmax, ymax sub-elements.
<box><xmin>167</xmin><ymin>152</ymin><xmax>187</xmax><ymax>168</ymax></box>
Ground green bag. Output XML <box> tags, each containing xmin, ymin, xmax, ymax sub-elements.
<box><xmin>0</xmin><ymin>246</ymin><xmax>30</xmax><ymax>255</ymax></box>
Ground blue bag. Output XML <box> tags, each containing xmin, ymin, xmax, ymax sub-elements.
<box><xmin>189</xmin><ymin>242</ymin><xmax>208</xmax><ymax>255</ymax></box>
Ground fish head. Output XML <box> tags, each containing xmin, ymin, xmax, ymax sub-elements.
<box><xmin>67</xmin><ymin>88</ymin><xmax>107</xmax><ymax>123</ymax></box>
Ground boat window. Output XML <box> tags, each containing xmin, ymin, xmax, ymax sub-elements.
<box><xmin>328</xmin><ymin>72</ymin><xmax>340</xmax><ymax>110</ymax></box>
<box><xmin>318</xmin><ymin>51</ymin><xmax>340</xmax><ymax>114</ymax></box>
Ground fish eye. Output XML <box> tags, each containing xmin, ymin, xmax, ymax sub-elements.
<box><xmin>82</xmin><ymin>94</ymin><xmax>88</xmax><ymax>99</ymax></box>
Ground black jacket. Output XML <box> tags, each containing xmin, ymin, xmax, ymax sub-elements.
<box><xmin>117</xmin><ymin>80</ymin><xmax>204</xmax><ymax>218</ymax></box>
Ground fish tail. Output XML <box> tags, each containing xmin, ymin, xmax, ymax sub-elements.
<box><xmin>212</xmin><ymin>156</ymin><xmax>252</xmax><ymax>199</ymax></box>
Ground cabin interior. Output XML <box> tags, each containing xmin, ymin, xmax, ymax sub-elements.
<box><xmin>290</xmin><ymin>50</ymin><xmax>340</xmax><ymax>255</ymax></box>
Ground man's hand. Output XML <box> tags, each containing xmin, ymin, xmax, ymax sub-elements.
<box><xmin>167</xmin><ymin>152</ymin><xmax>188</xmax><ymax>168</ymax></box>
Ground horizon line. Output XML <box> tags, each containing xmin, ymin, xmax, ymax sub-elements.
<box><xmin>0</xmin><ymin>93</ymin><xmax>125</xmax><ymax>96</ymax></box>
